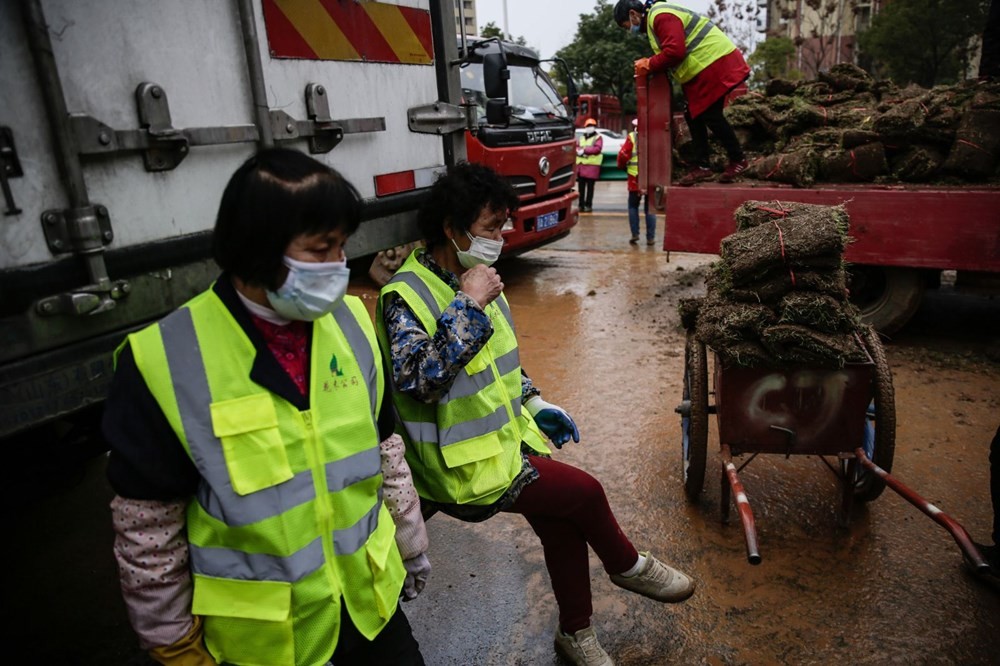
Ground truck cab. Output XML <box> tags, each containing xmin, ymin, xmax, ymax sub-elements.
<box><xmin>458</xmin><ymin>38</ymin><xmax>579</xmax><ymax>254</ymax></box>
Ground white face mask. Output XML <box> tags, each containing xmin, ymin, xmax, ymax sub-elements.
<box><xmin>266</xmin><ymin>255</ymin><xmax>350</xmax><ymax>321</ymax></box>
<box><xmin>453</xmin><ymin>231</ymin><xmax>504</xmax><ymax>269</ymax></box>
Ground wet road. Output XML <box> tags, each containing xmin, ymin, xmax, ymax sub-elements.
<box><xmin>9</xmin><ymin>181</ymin><xmax>1000</xmax><ymax>664</ymax></box>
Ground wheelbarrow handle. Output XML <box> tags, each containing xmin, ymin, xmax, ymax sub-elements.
<box><xmin>854</xmin><ymin>447</ymin><xmax>991</xmax><ymax>574</ymax></box>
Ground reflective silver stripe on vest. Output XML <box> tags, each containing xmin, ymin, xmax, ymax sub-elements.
<box><xmin>493</xmin><ymin>296</ymin><xmax>515</xmax><ymax>331</ymax></box>
<box><xmin>159</xmin><ymin>308</ymin><xmax>380</xmax><ymax>530</ymax></box>
<box><xmin>389</xmin><ymin>271</ymin><xmax>443</xmax><ymax>320</ymax></box>
<box><xmin>653</xmin><ymin>4</ymin><xmax>710</xmax><ymax>50</ymax></box>
<box><xmin>401</xmin><ymin>418</ymin><xmax>439</xmax><ymax>445</ymax></box>
<box><xmin>686</xmin><ymin>20</ymin><xmax>716</xmax><ymax>53</ymax></box>
<box><xmin>333</xmin><ymin>302</ymin><xmax>379</xmax><ymax>421</ymax></box>
<box><xmin>439</xmin><ymin>403</ymin><xmax>510</xmax><ymax>447</ymax></box>
<box><xmin>439</xmin><ymin>348</ymin><xmax>520</xmax><ymax>403</ymax></box>
<box><xmin>326</xmin><ymin>446</ymin><xmax>382</xmax><ymax>493</ymax></box>
<box><xmin>189</xmin><ymin>498</ymin><xmax>384</xmax><ymax>582</ymax></box>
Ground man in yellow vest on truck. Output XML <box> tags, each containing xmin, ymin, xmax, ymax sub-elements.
<box><xmin>614</xmin><ymin>0</ymin><xmax>751</xmax><ymax>186</ymax></box>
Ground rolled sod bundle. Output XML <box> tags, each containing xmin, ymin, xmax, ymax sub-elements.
<box><xmin>818</xmin><ymin>142</ymin><xmax>889</xmax><ymax>182</ymax></box>
<box><xmin>682</xmin><ymin>201</ymin><xmax>866</xmax><ymax>368</ymax></box>
<box><xmin>719</xmin><ymin>204</ymin><xmax>849</xmax><ymax>285</ymax></box>
<box><xmin>942</xmin><ymin>109</ymin><xmax>1000</xmax><ymax>179</ymax></box>
<box><xmin>744</xmin><ymin>149</ymin><xmax>818</xmax><ymax>187</ymax></box>
<box><xmin>760</xmin><ymin>324</ymin><xmax>869</xmax><ymax>367</ymax></box>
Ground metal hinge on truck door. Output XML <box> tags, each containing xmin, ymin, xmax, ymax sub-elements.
<box><xmin>36</xmin><ymin>204</ymin><xmax>129</xmax><ymax>316</ymax></box>
<box><xmin>71</xmin><ymin>83</ymin><xmax>386</xmax><ymax>171</ymax></box>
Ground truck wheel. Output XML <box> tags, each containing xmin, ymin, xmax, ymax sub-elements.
<box><xmin>848</xmin><ymin>265</ymin><xmax>923</xmax><ymax>335</ymax></box>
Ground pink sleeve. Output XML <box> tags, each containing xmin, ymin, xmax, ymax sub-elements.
<box><xmin>585</xmin><ymin>137</ymin><xmax>603</xmax><ymax>155</ymax></box>
<box><xmin>111</xmin><ymin>496</ymin><xmax>195</xmax><ymax>650</ymax></box>
<box><xmin>379</xmin><ymin>433</ymin><xmax>429</xmax><ymax>560</ymax></box>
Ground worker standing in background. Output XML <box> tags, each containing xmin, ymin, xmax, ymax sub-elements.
<box><xmin>617</xmin><ymin>118</ymin><xmax>657</xmax><ymax>246</ymax></box>
<box><xmin>614</xmin><ymin>0</ymin><xmax>750</xmax><ymax>186</ymax></box>
<box><xmin>576</xmin><ymin>118</ymin><xmax>603</xmax><ymax>212</ymax></box>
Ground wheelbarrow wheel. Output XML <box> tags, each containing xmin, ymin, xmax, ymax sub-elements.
<box><xmin>854</xmin><ymin>325</ymin><xmax>896</xmax><ymax>502</ymax></box>
<box><xmin>682</xmin><ymin>330</ymin><xmax>708</xmax><ymax>500</ymax></box>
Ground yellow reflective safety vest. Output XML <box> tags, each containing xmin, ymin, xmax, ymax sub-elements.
<box><xmin>125</xmin><ymin>288</ymin><xmax>404</xmax><ymax>666</ymax></box>
<box><xmin>646</xmin><ymin>2</ymin><xmax>737</xmax><ymax>84</ymax></box>
<box><xmin>626</xmin><ymin>130</ymin><xmax>639</xmax><ymax>177</ymax></box>
<box><xmin>577</xmin><ymin>133</ymin><xmax>603</xmax><ymax>167</ymax></box>
<box><xmin>375</xmin><ymin>249</ymin><xmax>550</xmax><ymax>506</ymax></box>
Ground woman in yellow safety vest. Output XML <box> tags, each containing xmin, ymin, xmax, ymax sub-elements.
<box><xmin>615</xmin><ymin>0</ymin><xmax>751</xmax><ymax>185</ymax></box>
<box><xmin>375</xmin><ymin>161</ymin><xmax>695</xmax><ymax>666</ymax></box>
<box><xmin>103</xmin><ymin>148</ymin><xmax>428</xmax><ymax>666</ymax></box>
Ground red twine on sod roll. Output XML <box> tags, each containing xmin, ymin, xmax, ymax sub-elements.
<box><xmin>765</xmin><ymin>155</ymin><xmax>785</xmax><ymax>179</ymax></box>
<box><xmin>768</xmin><ymin>206</ymin><xmax>796</xmax><ymax>287</ymax></box>
<box><xmin>958</xmin><ymin>138</ymin><xmax>990</xmax><ymax>154</ymax></box>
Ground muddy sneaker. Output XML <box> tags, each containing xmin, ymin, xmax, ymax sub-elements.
<box><xmin>677</xmin><ymin>166</ymin><xmax>714</xmax><ymax>186</ymax></box>
<box><xmin>719</xmin><ymin>159</ymin><xmax>749</xmax><ymax>183</ymax></box>
<box><xmin>646</xmin><ymin>238</ymin><xmax>656</xmax><ymax>246</ymax></box>
<box><xmin>610</xmin><ymin>551</ymin><xmax>695</xmax><ymax>603</ymax></box>
<box><xmin>629</xmin><ymin>236</ymin><xmax>639</xmax><ymax>245</ymax></box>
<box><xmin>554</xmin><ymin>626</ymin><xmax>613</xmax><ymax>666</ymax></box>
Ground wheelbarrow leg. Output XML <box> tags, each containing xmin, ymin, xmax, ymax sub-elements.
<box><xmin>721</xmin><ymin>444</ymin><xmax>762</xmax><ymax>565</ymax></box>
<box><xmin>838</xmin><ymin>455</ymin><xmax>857</xmax><ymax>527</ymax></box>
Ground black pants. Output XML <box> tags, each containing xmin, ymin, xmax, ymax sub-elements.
<box><xmin>685</xmin><ymin>95</ymin><xmax>744</xmax><ymax>167</ymax></box>
<box><xmin>578</xmin><ymin>177</ymin><xmax>596</xmax><ymax>208</ymax></box>
<box><xmin>332</xmin><ymin>603</ymin><xmax>424</xmax><ymax>666</ymax></box>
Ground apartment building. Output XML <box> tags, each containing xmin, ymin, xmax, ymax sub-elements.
<box><xmin>763</xmin><ymin>0</ymin><xmax>881</xmax><ymax>77</ymax></box>
<box><xmin>455</xmin><ymin>0</ymin><xmax>477</xmax><ymax>36</ymax></box>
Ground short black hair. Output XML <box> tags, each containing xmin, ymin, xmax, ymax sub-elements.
<box><xmin>417</xmin><ymin>162</ymin><xmax>518</xmax><ymax>250</ymax></box>
<box><xmin>614</xmin><ymin>0</ymin><xmax>645</xmax><ymax>25</ymax></box>
<box><xmin>212</xmin><ymin>148</ymin><xmax>362</xmax><ymax>289</ymax></box>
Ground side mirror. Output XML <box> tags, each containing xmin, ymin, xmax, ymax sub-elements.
<box><xmin>483</xmin><ymin>52</ymin><xmax>510</xmax><ymax>99</ymax></box>
<box><xmin>486</xmin><ymin>99</ymin><xmax>508</xmax><ymax>125</ymax></box>
<box><xmin>565</xmin><ymin>76</ymin><xmax>579</xmax><ymax>116</ymax></box>
<box><xmin>483</xmin><ymin>52</ymin><xmax>510</xmax><ymax>125</ymax></box>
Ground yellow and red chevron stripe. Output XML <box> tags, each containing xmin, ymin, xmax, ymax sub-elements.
<box><xmin>263</xmin><ymin>0</ymin><xmax>433</xmax><ymax>65</ymax></box>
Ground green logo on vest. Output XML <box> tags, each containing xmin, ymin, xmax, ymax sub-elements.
<box><xmin>329</xmin><ymin>354</ymin><xmax>344</xmax><ymax>377</ymax></box>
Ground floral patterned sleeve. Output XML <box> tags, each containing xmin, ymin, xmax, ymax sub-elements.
<box><xmin>384</xmin><ymin>290</ymin><xmax>494</xmax><ymax>404</ymax></box>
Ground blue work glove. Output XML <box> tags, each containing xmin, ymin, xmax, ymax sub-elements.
<box><xmin>525</xmin><ymin>396</ymin><xmax>580</xmax><ymax>448</ymax></box>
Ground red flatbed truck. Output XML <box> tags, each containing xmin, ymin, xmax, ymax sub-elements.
<box><xmin>636</xmin><ymin>74</ymin><xmax>1000</xmax><ymax>334</ymax></box>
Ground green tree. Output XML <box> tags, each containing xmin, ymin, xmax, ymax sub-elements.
<box><xmin>552</xmin><ymin>0</ymin><xmax>652</xmax><ymax>114</ymax></box>
<box><xmin>747</xmin><ymin>36</ymin><xmax>801</xmax><ymax>86</ymax></box>
<box><xmin>857</xmin><ymin>0</ymin><xmax>989</xmax><ymax>87</ymax></box>
<box><xmin>480</xmin><ymin>20</ymin><xmax>528</xmax><ymax>47</ymax></box>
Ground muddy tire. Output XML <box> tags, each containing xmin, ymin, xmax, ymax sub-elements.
<box><xmin>854</xmin><ymin>326</ymin><xmax>896</xmax><ymax>502</ymax></box>
<box><xmin>848</xmin><ymin>265</ymin><xmax>923</xmax><ymax>336</ymax></box>
<box><xmin>682</xmin><ymin>331</ymin><xmax>708</xmax><ymax>500</ymax></box>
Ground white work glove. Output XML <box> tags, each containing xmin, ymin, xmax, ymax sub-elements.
<box><xmin>402</xmin><ymin>553</ymin><xmax>431</xmax><ymax>601</ymax></box>
<box><xmin>576</xmin><ymin>147</ymin><xmax>584</xmax><ymax>156</ymax></box>
<box><xmin>525</xmin><ymin>396</ymin><xmax>580</xmax><ymax>448</ymax></box>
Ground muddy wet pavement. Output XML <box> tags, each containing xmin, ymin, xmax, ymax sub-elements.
<box><xmin>9</xmin><ymin>182</ymin><xmax>999</xmax><ymax>665</ymax></box>
<box><xmin>355</xmin><ymin>181</ymin><xmax>1000</xmax><ymax>665</ymax></box>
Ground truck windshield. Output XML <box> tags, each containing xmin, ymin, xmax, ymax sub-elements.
<box><xmin>460</xmin><ymin>62</ymin><xmax>568</xmax><ymax>122</ymax></box>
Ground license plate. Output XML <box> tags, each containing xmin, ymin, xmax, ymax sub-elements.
<box><xmin>536</xmin><ymin>211</ymin><xmax>559</xmax><ymax>231</ymax></box>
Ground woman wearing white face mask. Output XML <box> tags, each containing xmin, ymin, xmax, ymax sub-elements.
<box><xmin>102</xmin><ymin>148</ymin><xmax>429</xmax><ymax>666</ymax></box>
<box><xmin>376</xmin><ymin>162</ymin><xmax>695</xmax><ymax>666</ymax></box>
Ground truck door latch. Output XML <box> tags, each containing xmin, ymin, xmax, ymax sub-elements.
<box><xmin>270</xmin><ymin>83</ymin><xmax>386</xmax><ymax>154</ymax></box>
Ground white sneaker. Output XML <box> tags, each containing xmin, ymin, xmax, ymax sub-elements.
<box><xmin>609</xmin><ymin>551</ymin><xmax>695</xmax><ymax>603</ymax></box>
<box><xmin>553</xmin><ymin>626</ymin><xmax>614</xmax><ymax>666</ymax></box>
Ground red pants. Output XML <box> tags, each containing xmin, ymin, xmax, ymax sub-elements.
<box><xmin>504</xmin><ymin>455</ymin><xmax>639</xmax><ymax>633</ymax></box>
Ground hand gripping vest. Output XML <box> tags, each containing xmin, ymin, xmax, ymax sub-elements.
<box><xmin>376</xmin><ymin>249</ymin><xmax>550</xmax><ymax>506</ymax></box>
<box><xmin>646</xmin><ymin>2</ymin><xmax>737</xmax><ymax>84</ymax></box>
<box><xmin>125</xmin><ymin>289</ymin><xmax>404</xmax><ymax>666</ymax></box>
<box><xmin>626</xmin><ymin>130</ymin><xmax>639</xmax><ymax>177</ymax></box>
<box><xmin>577</xmin><ymin>133</ymin><xmax>603</xmax><ymax>167</ymax></box>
